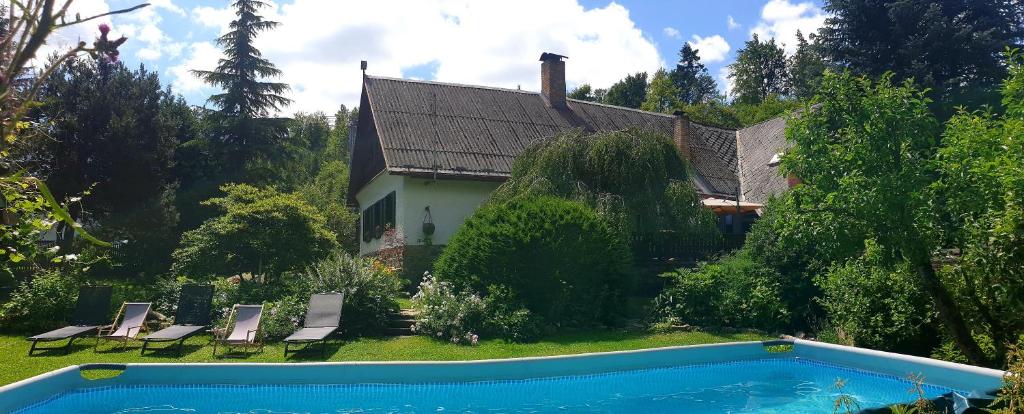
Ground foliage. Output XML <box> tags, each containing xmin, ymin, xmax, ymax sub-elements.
<box><xmin>728</xmin><ymin>34</ymin><xmax>788</xmax><ymax>104</ymax></box>
<box><xmin>298</xmin><ymin>161</ymin><xmax>359</xmax><ymax>253</ymax></box>
<box><xmin>654</xmin><ymin>252</ymin><xmax>789</xmax><ymax>331</ymax></box>
<box><xmin>27</xmin><ymin>58</ymin><xmax>197</xmax><ymax>275</ymax></box>
<box><xmin>669</xmin><ymin>43</ymin><xmax>718</xmax><ymax>105</ymax></box>
<box><xmin>931</xmin><ymin>50</ymin><xmax>1024</xmax><ymax>363</ymax></box>
<box><xmin>818</xmin><ymin>0</ymin><xmax>1024</xmax><ymax>113</ymax></box>
<box><xmin>783</xmin><ymin>71</ymin><xmax>987</xmax><ymax>364</ymax></box>
<box><xmin>433</xmin><ymin>197</ymin><xmax>631</xmax><ymax>327</ymax></box>
<box><xmin>991</xmin><ymin>345</ymin><xmax>1024</xmax><ymax>414</ymax></box>
<box><xmin>568</xmin><ymin>84</ymin><xmax>605</xmax><ymax>102</ymax></box>
<box><xmin>787</xmin><ymin>30</ymin><xmax>827</xmax><ymax>100</ymax></box>
<box><xmin>602</xmin><ymin>72</ymin><xmax>647</xmax><ymax>109</ymax></box>
<box><xmin>172</xmin><ymin>184</ymin><xmax>337</xmax><ymax>280</ymax></box>
<box><xmin>261</xmin><ymin>295</ymin><xmax>306</xmax><ymax>340</ymax></box>
<box><xmin>411</xmin><ymin>272</ymin><xmax>485</xmax><ymax>345</ymax></box>
<box><xmin>732</xmin><ymin>95</ymin><xmax>800</xmax><ymax>127</ymax></box>
<box><xmin>491</xmin><ymin>129</ymin><xmax>716</xmax><ymax>243</ymax></box>
<box><xmin>0</xmin><ymin>269</ymin><xmax>82</xmax><ymax>331</ymax></box>
<box><xmin>296</xmin><ymin>251</ymin><xmax>402</xmax><ymax>335</ymax></box>
<box><xmin>640</xmin><ymin>69</ymin><xmax>681</xmax><ymax>113</ymax></box>
<box><xmin>679</xmin><ymin>100</ymin><xmax>742</xmax><ymax>129</ymax></box>
<box><xmin>1</xmin><ymin>2</ymin><xmax>144</xmax><ymax>275</ymax></box>
<box><xmin>816</xmin><ymin>241</ymin><xmax>934</xmax><ymax>352</ymax></box>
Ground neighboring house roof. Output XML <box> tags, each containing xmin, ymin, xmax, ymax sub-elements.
<box><xmin>736</xmin><ymin>115</ymin><xmax>791</xmax><ymax>204</ymax></box>
<box><xmin>351</xmin><ymin>75</ymin><xmax>744</xmax><ymax>200</ymax></box>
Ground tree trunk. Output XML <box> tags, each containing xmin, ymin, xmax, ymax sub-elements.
<box><xmin>910</xmin><ymin>253</ymin><xmax>989</xmax><ymax>366</ymax></box>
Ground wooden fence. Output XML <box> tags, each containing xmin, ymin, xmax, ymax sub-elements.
<box><xmin>631</xmin><ymin>232</ymin><xmax>745</xmax><ymax>265</ymax></box>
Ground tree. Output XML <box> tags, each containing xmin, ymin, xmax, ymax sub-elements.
<box><xmin>783</xmin><ymin>71</ymin><xmax>987</xmax><ymax>365</ymax></box>
<box><xmin>603</xmin><ymin>72</ymin><xmax>647</xmax><ymax>109</ymax></box>
<box><xmin>191</xmin><ymin>0</ymin><xmax>292</xmax><ymax>169</ymax></box>
<box><xmin>172</xmin><ymin>184</ymin><xmax>337</xmax><ymax>281</ymax></box>
<box><xmin>787</xmin><ymin>30</ymin><xmax>827</xmax><ymax>100</ymax></box>
<box><xmin>2</xmin><ymin>1</ymin><xmax>145</xmax><ymax>277</ymax></box>
<box><xmin>28</xmin><ymin>59</ymin><xmax>195</xmax><ymax>265</ymax></box>
<box><xmin>729</xmin><ymin>34</ymin><xmax>789</xmax><ymax>104</ymax></box>
<box><xmin>670</xmin><ymin>43</ymin><xmax>718</xmax><ymax>104</ymax></box>
<box><xmin>818</xmin><ymin>0</ymin><xmax>1024</xmax><ymax>112</ymax></box>
<box><xmin>568</xmin><ymin>84</ymin><xmax>601</xmax><ymax>102</ymax></box>
<box><xmin>490</xmin><ymin>129</ymin><xmax>717</xmax><ymax>244</ymax></box>
<box><xmin>641</xmin><ymin>69</ymin><xmax>681</xmax><ymax>113</ymax></box>
<box><xmin>932</xmin><ymin>51</ymin><xmax>1024</xmax><ymax>363</ymax></box>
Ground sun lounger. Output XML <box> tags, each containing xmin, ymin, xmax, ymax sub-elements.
<box><xmin>27</xmin><ymin>286</ymin><xmax>113</xmax><ymax>355</ymax></box>
<box><xmin>212</xmin><ymin>304</ymin><xmax>264</xmax><ymax>357</ymax></box>
<box><xmin>283</xmin><ymin>293</ymin><xmax>345</xmax><ymax>357</ymax></box>
<box><xmin>95</xmin><ymin>302</ymin><xmax>151</xmax><ymax>351</ymax></box>
<box><xmin>140</xmin><ymin>285</ymin><xmax>214</xmax><ymax>355</ymax></box>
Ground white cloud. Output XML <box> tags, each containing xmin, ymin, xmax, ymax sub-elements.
<box><xmin>149</xmin><ymin>0</ymin><xmax>185</xmax><ymax>16</ymax></box>
<box><xmin>727</xmin><ymin>15</ymin><xmax>741</xmax><ymax>30</ymax></box>
<box><xmin>171</xmin><ymin>0</ymin><xmax>664</xmax><ymax>115</ymax></box>
<box><xmin>168</xmin><ymin>42</ymin><xmax>222</xmax><ymax>93</ymax></box>
<box><xmin>687</xmin><ymin>34</ymin><xmax>730</xmax><ymax>63</ymax></box>
<box><xmin>717</xmin><ymin>66</ymin><xmax>733</xmax><ymax>98</ymax></box>
<box><xmin>750</xmin><ymin>0</ymin><xmax>828</xmax><ymax>54</ymax></box>
<box><xmin>114</xmin><ymin>5</ymin><xmax>186</xmax><ymax>61</ymax></box>
<box><xmin>663</xmin><ymin>27</ymin><xmax>681</xmax><ymax>39</ymax></box>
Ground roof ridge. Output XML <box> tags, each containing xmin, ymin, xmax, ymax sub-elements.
<box><xmin>567</xmin><ymin>98</ymin><xmax>675</xmax><ymax>119</ymax></box>
<box><xmin>366</xmin><ymin>74</ymin><xmax>538</xmax><ymax>95</ymax></box>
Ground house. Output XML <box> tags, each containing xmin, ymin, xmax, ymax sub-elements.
<box><xmin>347</xmin><ymin>53</ymin><xmax>790</xmax><ymax>274</ymax></box>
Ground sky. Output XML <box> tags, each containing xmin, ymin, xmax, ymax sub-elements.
<box><xmin>47</xmin><ymin>0</ymin><xmax>829</xmax><ymax>116</ymax></box>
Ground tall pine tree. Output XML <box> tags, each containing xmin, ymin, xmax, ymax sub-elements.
<box><xmin>192</xmin><ymin>0</ymin><xmax>291</xmax><ymax>169</ymax></box>
<box><xmin>670</xmin><ymin>43</ymin><xmax>718</xmax><ymax>105</ymax></box>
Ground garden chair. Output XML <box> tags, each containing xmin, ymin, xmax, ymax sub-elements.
<box><xmin>283</xmin><ymin>293</ymin><xmax>345</xmax><ymax>357</ymax></box>
<box><xmin>140</xmin><ymin>285</ymin><xmax>215</xmax><ymax>356</ymax></box>
<box><xmin>27</xmin><ymin>285</ymin><xmax>113</xmax><ymax>355</ymax></box>
<box><xmin>212</xmin><ymin>304</ymin><xmax>264</xmax><ymax>357</ymax></box>
<box><xmin>94</xmin><ymin>302</ymin><xmax>151</xmax><ymax>351</ymax></box>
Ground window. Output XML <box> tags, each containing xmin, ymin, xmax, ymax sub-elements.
<box><xmin>362</xmin><ymin>191</ymin><xmax>396</xmax><ymax>242</ymax></box>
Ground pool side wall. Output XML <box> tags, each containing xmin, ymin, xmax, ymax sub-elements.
<box><xmin>791</xmin><ymin>339</ymin><xmax>1005</xmax><ymax>395</ymax></box>
<box><xmin>0</xmin><ymin>340</ymin><xmax>1008</xmax><ymax>412</ymax></box>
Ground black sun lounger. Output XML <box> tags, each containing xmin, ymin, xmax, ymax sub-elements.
<box><xmin>141</xmin><ymin>284</ymin><xmax>214</xmax><ymax>356</ymax></box>
<box><xmin>27</xmin><ymin>285</ymin><xmax>113</xmax><ymax>355</ymax></box>
<box><xmin>283</xmin><ymin>293</ymin><xmax>345</xmax><ymax>357</ymax></box>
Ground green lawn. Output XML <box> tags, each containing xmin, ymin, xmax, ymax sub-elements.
<box><xmin>0</xmin><ymin>330</ymin><xmax>767</xmax><ymax>386</ymax></box>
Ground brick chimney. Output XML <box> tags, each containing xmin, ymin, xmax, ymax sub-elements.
<box><xmin>672</xmin><ymin>110</ymin><xmax>693</xmax><ymax>160</ymax></box>
<box><xmin>539</xmin><ymin>52</ymin><xmax>567</xmax><ymax>108</ymax></box>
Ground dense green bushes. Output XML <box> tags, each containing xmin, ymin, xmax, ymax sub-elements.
<box><xmin>654</xmin><ymin>252</ymin><xmax>789</xmax><ymax>331</ymax></box>
<box><xmin>294</xmin><ymin>251</ymin><xmax>403</xmax><ymax>335</ymax></box>
<box><xmin>433</xmin><ymin>197</ymin><xmax>631</xmax><ymax>334</ymax></box>
<box><xmin>816</xmin><ymin>241</ymin><xmax>934</xmax><ymax>352</ymax></box>
<box><xmin>0</xmin><ymin>270</ymin><xmax>82</xmax><ymax>331</ymax></box>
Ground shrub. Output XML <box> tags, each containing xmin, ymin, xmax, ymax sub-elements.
<box><xmin>172</xmin><ymin>184</ymin><xmax>337</xmax><ymax>281</ymax></box>
<box><xmin>0</xmin><ymin>270</ymin><xmax>83</xmax><ymax>331</ymax></box>
<box><xmin>260</xmin><ymin>295</ymin><xmax>307</xmax><ymax>340</ymax></box>
<box><xmin>816</xmin><ymin>240</ymin><xmax>934</xmax><ymax>352</ymax></box>
<box><xmin>411</xmin><ymin>272</ymin><xmax>485</xmax><ymax>345</ymax></box>
<box><xmin>294</xmin><ymin>251</ymin><xmax>402</xmax><ymax>335</ymax></box>
<box><xmin>433</xmin><ymin>196</ymin><xmax>631</xmax><ymax>327</ymax></box>
<box><xmin>481</xmin><ymin>285</ymin><xmax>543</xmax><ymax>342</ymax></box>
<box><xmin>654</xmin><ymin>252</ymin><xmax>789</xmax><ymax>331</ymax></box>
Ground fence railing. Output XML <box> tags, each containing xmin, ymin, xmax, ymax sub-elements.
<box><xmin>631</xmin><ymin>232</ymin><xmax>745</xmax><ymax>264</ymax></box>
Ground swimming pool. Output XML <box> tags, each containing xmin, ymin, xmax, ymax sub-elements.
<box><xmin>2</xmin><ymin>339</ymin><xmax>1006</xmax><ymax>413</ymax></box>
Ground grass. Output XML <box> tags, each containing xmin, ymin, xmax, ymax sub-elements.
<box><xmin>0</xmin><ymin>330</ymin><xmax>768</xmax><ymax>386</ymax></box>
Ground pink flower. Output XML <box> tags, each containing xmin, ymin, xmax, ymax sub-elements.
<box><xmin>98</xmin><ymin>24</ymin><xmax>110</xmax><ymax>35</ymax></box>
<box><xmin>471</xmin><ymin>334</ymin><xmax>479</xmax><ymax>345</ymax></box>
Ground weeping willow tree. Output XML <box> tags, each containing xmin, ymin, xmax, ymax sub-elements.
<box><xmin>490</xmin><ymin>129</ymin><xmax>718</xmax><ymax>243</ymax></box>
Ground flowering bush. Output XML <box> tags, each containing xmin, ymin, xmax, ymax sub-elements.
<box><xmin>294</xmin><ymin>251</ymin><xmax>402</xmax><ymax>335</ymax></box>
<box><xmin>260</xmin><ymin>295</ymin><xmax>307</xmax><ymax>340</ymax></box>
<box><xmin>412</xmin><ymin>272</ymin><xmax>485</xmax><ymax>345</ymax></box>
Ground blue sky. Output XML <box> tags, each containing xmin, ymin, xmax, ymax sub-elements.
<box><xmin>59</xmin><ymin>0</ymin><xmax>827</xmax><ymax>115</ymax></box>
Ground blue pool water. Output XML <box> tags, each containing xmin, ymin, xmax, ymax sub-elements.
<box><xmin>15</xmin><ymin>358</ymin><xmax>956</xmax><ymax>413</ymax></box>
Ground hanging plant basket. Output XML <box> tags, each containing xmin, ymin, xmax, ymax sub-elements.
<box><xmin>422</xmin><ymin>206</ymin><xmax>435</xmax><ymax>235</ymax></box>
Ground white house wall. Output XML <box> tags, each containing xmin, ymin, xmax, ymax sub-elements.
<box><xmin>355</xmin><ymin>172</ymin><xmax>405</xmax><ymax>256</ymax></box>
<box><xmin>401</xmin><ymin>177</ymin><xmax>500</xmax><ymax>247</ymax></box>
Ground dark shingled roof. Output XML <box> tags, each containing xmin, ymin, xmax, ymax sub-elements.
<box><xmin>736</xmin><ymin>116</ymin><xmax>790</xmax><ymax>203</ymax></box>
<box><xmin>361</xmin><ymin>75</ymin><xmax>741</xmax><ymax>197</ymax></box>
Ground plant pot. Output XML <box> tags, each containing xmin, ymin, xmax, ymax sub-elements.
<box><xmin>422</xmin><ymin>222</ymin><xmax>435</xmax><ymax>235</ymax></box>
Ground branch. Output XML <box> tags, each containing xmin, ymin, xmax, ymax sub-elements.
<box><xmin>53</xmin><ymin>3</ymin><xmax>150</xmax><ymax>29</ymax></box>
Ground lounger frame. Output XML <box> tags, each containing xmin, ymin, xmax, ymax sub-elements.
<box><xmin>26</xmin><ymin>286</ymin><xmax>113</xmax><ymax>355</ymax></box>
<box><xmin>94</xmin><ymin>303</ymin><xmax>150</xmax><ymax>351</ymax></box>
<box><xmin>212</xmin><ymin>304</ymin><xmax>264</xmax><ymax>358</ymax></box>
<box><xmin>282</xmin><ymin>293</ymin><xmax>345</xmax><ymax>358</ymax></box>
<box><xmin>140</xmin><ymin>285</ymin><xmax>214</xmax><ymax>356</ymax></box>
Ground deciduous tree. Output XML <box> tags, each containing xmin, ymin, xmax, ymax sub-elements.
<box><xmin>728</xmin><ymin>34</ymin><xmax>788</xmax><ymax>104</ymax></box>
